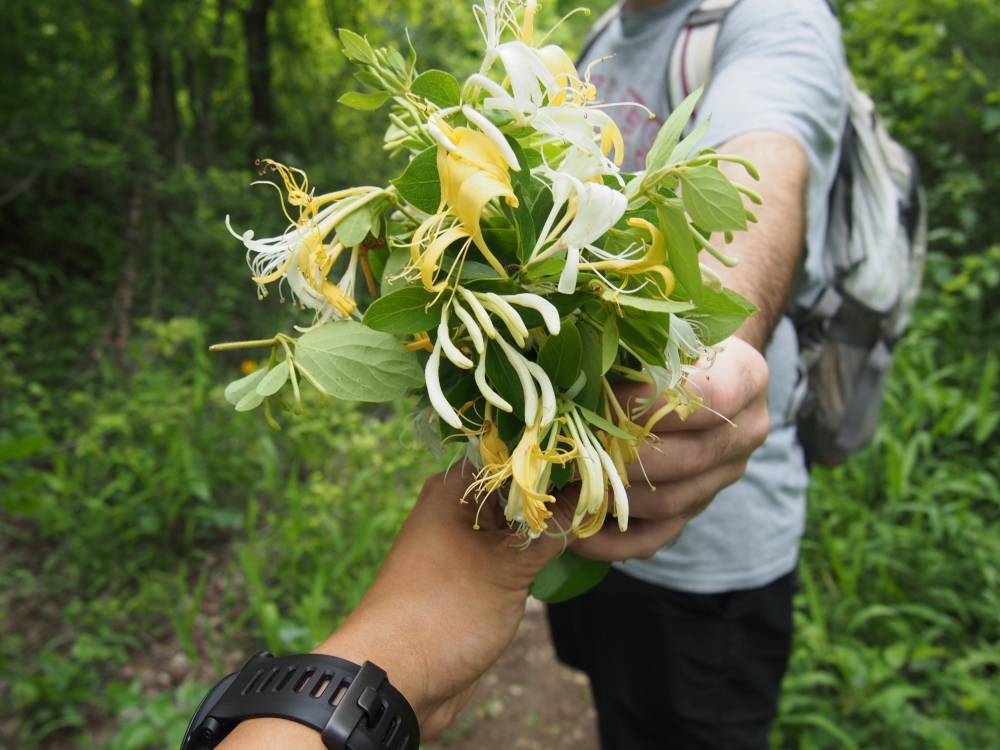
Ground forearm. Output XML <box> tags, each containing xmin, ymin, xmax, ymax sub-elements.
<box><xmin>705</xmin><ymin>130</ymin><xmax>808</xmax><ymax>352</ymax></box>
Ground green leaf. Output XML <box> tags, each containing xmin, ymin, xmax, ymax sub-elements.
<box><xmin>294</xmin><ymin>321</ymin><xmax>423</xmax><ymax>402</ymax></box>
<box><xmin>538</xmin><ymin>324</ymin><xmax>583</xmax><ymax>388</ymax></box>
<box><xmin>577</xmin><ymin>405</ymin><xmax>634</xmax><ymax>441</ymax></box>
<box><xmin>509</xmin><ymin>183</ymin><xmax>536</xmax><ymax>263</ymax></box>
<box><xmin>667</xmin><ymin>116</ymin><xmax>712</xmax><ymax>165</ymax></box>
<box><xmin>601</xmin><ymin>315</ymin><xmax>619</xmax><ymax>374</ymax></box>
<box><xmin>235</xmin><ymin>388</ymin><xmax>265</xmax><ymax>412</ymax></box>
<box><xmin>362</xmin><ymin>286</ymin><xmax>443</xmax><ymax>334</ymax></box>
<box><xmin>550</xmin><ymin>289</ymin><xmax>593</xmax><ymax>317</ymax></box>
<box><xmin>336</xmin><ymin>204</ymin><xmax>373</xmax><ymax>246</ymax></box>
<box><xmin>486</xmin><ymin>341</ymin><xmax>526</xmax><ymax>419</ymax></box>
<box><xmin>549</xmin><ymin>460</ymin><xmax>572</xmax><ymax>489</ymax></box>
<box><xmin>224</xmin><ymin>368</ymin><xmax>267</xmax><ymax>406</ymax></box>
<box><xmin>381</xmin><ymin>249</ymin><xmax>410</xmax><ymax>296</ymax></box>
<box><xmin>724</xmin><ymin>289</ymin><xmax>758</xmax><ymax>314</ymax></box>
<box><xmin>688</xmin><ymin>313</ymin><xmax>748</xmax><ymax>346</ymax></box>
<box><xmin>657</xmin><ymin>204</ymin><xmax>703</xmax><ymax>304</ymax></box>
<box><xmin>679</xmin><ymin>166</ymin><xmax>748</xmax><ymax>232</ymax></box>
<box><xmin>410</xmin><ymin>70</ymin><xmax>461</xmax><ymax>108</ymax></box>
<box><xmin>337</xmin><ymin>91</ymin><xmax>390</xmax><ymax>111</ymax></box>
<box><xmin>529</xmin><ymin>183</ymin><xmax>554</xmax><ymax>233</ymax></box>
<box><xmin>601</xmin><ymin>289</ymin><xmax>694</xmax><ymax>314</ymax></box>
<box><xmin>457</xmin><ymin>260</ymin><xmax>501</xmax><ymax>282</ymax></box>
<box><xmin>256</xmin><ymin>360</ymin><xmax>290</xmax><ymax>397</ymax></box>
<box><xmin>390</xmin><ymin>146</ymin><xmax>441</xmax><ymax>214</ymax></box>
<box><xmin>525</xmin><ymin>257</ymin><xmax>564</xmax><ymax>280</ymax></box>
<box><xmin>354</xmin><ymin>69</ymin><xmax>383</xmax><ymax>90</ymax></box>
<box><xmin>617</xmin><ymin>316</ymin><xmax>667</xmax><ymax>367</ymax></box>
<box><xmin>575</xmin><ymin>323</ymin><xmax>603</xmax><ymax>412</ymax></box>
<box><xmin>480</xmin><ymin>227</ymin><xmax>518</xmax><ymax>257</ymax></box>
<box><xmin>530</xmin><ymin>551</ymin><xmax>611</xmax><ymax>603</ymax></box>
<box><xmin>440</xmin><ymin>375</ymin><xmax>483</xmax><ymax>443</ymax></box>
<box><xmin>505</xmin><ymin>136</ymin><xmax>532</xmax><ymax>194</ymax></box>
<box><xmin>645</xmin><ymin>86</ymin><xmax>703</xmax><ymax>174</ymax></box>
<box><xmin>338</xmin><ymin>29</ymin><xmax>376</xmax><ymax>65</ymax></box>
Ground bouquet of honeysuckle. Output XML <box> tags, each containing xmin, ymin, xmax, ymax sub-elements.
<box><xmin>219</xmin><ymin>0</ymin><xmax>761</xmax><ymax>592</ymax></box>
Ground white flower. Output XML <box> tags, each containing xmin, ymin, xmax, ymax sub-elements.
<box><xmin>425</xmin><ymin>335</ymin><xmax>463</xmax><ymax>429</ymax></box>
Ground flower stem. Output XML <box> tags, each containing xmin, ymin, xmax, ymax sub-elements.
<box><xmin>209</xmin><ymin>338</ymin><xmax>278</xmax><ymax>351</ymax></box>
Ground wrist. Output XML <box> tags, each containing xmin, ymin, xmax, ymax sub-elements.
<box><xmin>312</xmin><ymin>624</ymin><xmax>429</xmax><ymax>724</ymax></box>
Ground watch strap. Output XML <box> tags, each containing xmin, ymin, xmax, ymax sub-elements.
<box><xmin>182</xmin><ymin>652</ymin><xmax>419</xmax><ymax>750</ymax></box>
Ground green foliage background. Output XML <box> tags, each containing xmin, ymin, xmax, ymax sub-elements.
<box><xmin>1</xmin><ymin>0</ymin><xmax>998</xmax><ymax>747</ymax></box>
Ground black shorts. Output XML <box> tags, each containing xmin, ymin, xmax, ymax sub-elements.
<box><xmin>547</xmin><ymin>567</ymin><xmax>796</xmax><ymax>750</ymax></box>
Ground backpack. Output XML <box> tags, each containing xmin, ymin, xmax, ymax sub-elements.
<box><xmin>580</xmin><ymin>0</ymin><xmax>928</xmax><ymax>467</ymax></box>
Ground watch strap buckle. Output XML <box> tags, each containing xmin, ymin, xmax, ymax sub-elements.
<box><xmin>322</xmin><ymin>661</ymin><xmax>387</xmax><ymax>749</ymax></box>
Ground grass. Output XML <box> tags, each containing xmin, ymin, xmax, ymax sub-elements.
<box><xmin>1</xmin><ymin>249</ymin><xmax>998</xmax><ymax>749</ymax></box>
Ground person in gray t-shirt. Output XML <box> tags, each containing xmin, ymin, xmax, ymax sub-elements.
<box><xmin>548</xmin><ymin>0</ymin><xmax>848</xmax><ymax>747</ymax></box>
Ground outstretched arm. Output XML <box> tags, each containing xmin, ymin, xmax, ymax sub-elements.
<box><xmin>218</xmin><ymin>471</ymin><xmax>572</xmax><ymax>748</ymax></box>
<box><xmin>574</xmin><ymin>130</ymin><xmax>809</xmax><ymax>561</ymax></box>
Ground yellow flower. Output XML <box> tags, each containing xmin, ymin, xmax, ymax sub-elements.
<box><xmin>433</xmin><ymin>117</ymin><xmax>517</xmax><ymax>276</ymax></box>
<box><xmin>240</xmin><ymin>359</ymin><xmax>259</xmax><ymax>375</ymax></box>
<box><xmin>535</xmin><ymin>45</ymin><xmax>589</xmax><ymax>106</ymax></box>
<box><xmin>506</xmin><ymin>418</ymin><xmax>556</xmax><ymax>535</ymax></box>
<box><xmin>586</xmin><ymin>217</ymin><xmax>676</xmax><ymax>298</ymax></box>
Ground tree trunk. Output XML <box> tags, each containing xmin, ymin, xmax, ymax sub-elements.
<box><xmin>149</xmin><ymin>39</ymin><xmax>182</xmax><ymax>165</ymax></box>
<box><xmin>244</xmin><ymin>0</ymin><xmax>274</xmax><ymax>164</ymax></box>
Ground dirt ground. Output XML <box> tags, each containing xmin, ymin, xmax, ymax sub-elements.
<box><xmin>424</xmin><ymin>597</ymin><xmax>601</xmax><ymax>750</ymax></box>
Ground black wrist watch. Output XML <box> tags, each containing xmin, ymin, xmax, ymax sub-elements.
<box><xmin>180</xmin><ymin>651</ymin><xmax>419</xmax><ymax>750</ymax></box>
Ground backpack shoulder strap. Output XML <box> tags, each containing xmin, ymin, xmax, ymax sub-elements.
<box><xmin>667</xmin><ymin>0</ymin><xmax>741</xmax><ymax>112</ymax></box>
<box><xmin>667</xmin><ymin>0</ymin><xmax>838</xmax><ymax>111</ymax></box>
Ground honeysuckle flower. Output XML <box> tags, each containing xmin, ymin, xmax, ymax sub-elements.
<box><xmin>532</xmin><ymin>106</ymin><xmax>625</xmax><ymax>168</ymax></box>
<box><xmin>528</xmin><ymin>172</ymin><xmax>627</xmax><ymax>293</ymax></box>
<box><xmin>585</xmin><ymin>217</ymin><xmax>676</xmax><ymax>297</ymax></box>
<box><xmin>228</xmin><ymin>216</ymin><xmax>358</xmax><ymax>320</ymax></box>
<box><xmin>477</xmin><ymin>292</ymin><xmax>529</xmax><ymax>346</ymax></box>
<box><xmin>700</xmin><ymin>262</ymin><xmax>724</xmax><ymax>292</ymax></box>
<box><xmin>438</xmin><ymin>303</ymin><xmax>474</xmax><ymax>369</ymax></box>
<box><xmin>426</xmin><ymin>335</ymin><xmax>463</xmax><ymax>429</ymax></box>
<box><xmin>476</xmin><ymin>415</ymin><xmax>511</xmax><ymax>492</ymax></box>
<box><xmin>410</xmin><ymin>219</ymin><xmax>473</xmax><ymax>292</ymax></box>
<box><xmin>498</xmin><ymin>293</ymin><xmax>561</xmax><ymax>335</ymax></box>
<box><xmin>504</xmin><ymin>416</ymin><xmax>557</xmax><ymax>536</ymax></box>
<box><xmin>564</xmin><ymin>406</ymin><xmax>607</xmax><ymax>524</ymax></box>
<box><xmin>433</xmin><ymin>116</ymin><xmax>516</xmax><ymax>276</ymax></box>
<box><xmin>494</xmin><ymin>334</ymin><xmax>539</xmax><ymax>425</ymax></box>
<box><xmin>451</xmin><ymin>299</ymin><xmax>485</xmax><ymax>354</ymax></box>
<box><xmin>524</xmin><ymin>358</ymin><xmax>557</xmax><ymax>427</ymax></box>
<box><xmin>475</xmin><ymin>344</ymin><xmax>513</xmax><ymax>412</ymax></box>
<box><xmin>456</xmin><ymin>286</ymin><xmax>499</xmax><ymax>338</ymax></box>
<box><xmin>227</xmin><ymin>164</ymin><xmax>384</xmax><ymax>320</ymax></box>
<box><xmin>461</xmin><ymin>105</ymin><xmax>520</xmax><ymax>171</ymax></box>
<box><xmin>535</xmin><ymin>44</ymin><xmax>593</xmax><ymax>106</ymax></box>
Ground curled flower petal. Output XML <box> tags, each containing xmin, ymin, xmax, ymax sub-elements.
<box><xmin>494</xmin><ymin>335</ymin><xmax>538</xmax><ymax>426</ymax></box>
<box><xmin>426</xmin><ymin>336</ymin><xmax>463</xmax><ymax>429</ymax></box>
<box><xmin>462</xmin><ymin>105</ymin><xmax>521</xmax><ymax>171</ymax></box>
<box><xmin>457</xmin><ymin>286</ymin><xmax>498</xmax><ymax>338</ymax></box>
<box><xmin>451</xmin><ymin>299</ymin><xmax>485</xmax><ymax>354</ymax></box>
<box><xmin>499</xmin><ymin>293</ymin><xmax>561</xmax><ymax>335</ymax></box>
<box><xmin>438</xmin><ymin>305</ymin><xmax>474</xmax><ymax>369</ymax></box>
<box><xmin>475</xmin><ymin>347</ymin><xmax>514</xmax><ymax>413</ymax></box>
<box><xmin>478</xmin><ymin>292</ymin><xmax>529</xmax><ymax>345</ymax></box>
<box><xmin>523</xmin><ymin>359</ymin><xmax>556</xmax><ymax>427</ymax></box>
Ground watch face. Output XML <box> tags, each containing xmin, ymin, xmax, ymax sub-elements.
<box><xmin>181</xmin><ymin>672</ymin><xmax>239</xmax><ymax>750</ymax></box>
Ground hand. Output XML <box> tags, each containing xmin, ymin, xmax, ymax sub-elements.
<box><xmin>573</xmin><ymin>336</ymin><xmax>770</xmax><ymax>561</ymax></box>
<box><xmin>219</xmin><ymin>470</ymin><xmax>573</xmax><ymax>748</ymax></box>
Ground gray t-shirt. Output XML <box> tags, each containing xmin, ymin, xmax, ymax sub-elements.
<box><xmin>581</xmin><ymin>0</ymin><xmax>848</xmax><ymax>592</ymax></box>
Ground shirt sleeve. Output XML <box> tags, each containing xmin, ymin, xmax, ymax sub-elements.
<box><xmin>696</xmin><ymin>0</ymin><xmax>849</xmax><ymax>290</ymax></box>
